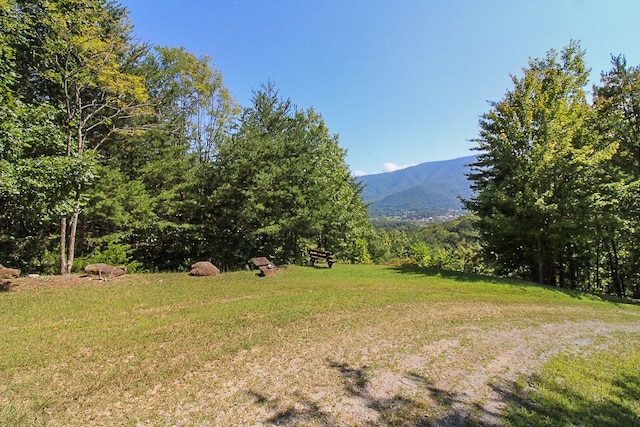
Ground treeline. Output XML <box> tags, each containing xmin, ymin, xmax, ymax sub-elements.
<box><xmin>368</xmin><ymin>42</ymin><xmax>640</xmax><ymax>299</ymax></box>
<box><xmin>466</xmin><ymin>42</ymin><xmax>640</xmax><ymax>298</ymax></box>
<box><xmin>3</xmin><ymin>3</ymin><xmax>639</xmax><ymax>299</ymax></box>
<box><xmin>367</xmin><ymin>215</ymin><xmax>485</xmax><ymax>273</ymax></box>
<box><xmin>0</xmin><ymin>0</ymin><xmax>370</xmax><ymax>273</ymax></box>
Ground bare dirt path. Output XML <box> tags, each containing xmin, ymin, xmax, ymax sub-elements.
<box><xmin>160</xmin><ymin>304</ymin><xmax>640</xmax><ymax>426</ymax></box>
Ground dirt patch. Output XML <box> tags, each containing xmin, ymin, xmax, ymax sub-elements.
<box><xmin>2</xmin><ymin>274</ymin><xmax>121</xmax><ymax>291</ymax></box>
<box><xmin>394</xmin><ymin>321</ymin><xmax>640</xmax><ymax>426</ymax></box>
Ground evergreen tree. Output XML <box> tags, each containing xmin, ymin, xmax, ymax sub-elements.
<box><xmin>207</xmin><ymin>83</ymin><xmax>370</xmax><ymax>268</ymax></box>
<box><xmin>80</xmin><ymin>46</ymin><xmax>239</xmax><ymax>271</ymax></box>
<box><xmin>12</xmin><ymin>0</ymin><xmax>151</xmax><ymax>273</ymax></box>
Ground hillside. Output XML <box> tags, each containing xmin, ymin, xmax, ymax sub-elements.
<box><xmin>357</xmin><ymin>155</ymin><xmax>476</xmax><ymax>218</ymax></box>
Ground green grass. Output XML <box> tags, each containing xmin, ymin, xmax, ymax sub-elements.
<box><xmin>1</xmin><ymin>264</ymin><xmax>639</xmax><ymax>426</ymax></box>
<box><xmin>505</xmin><ymin>335</ymin><xmax>640</xmax><ymax>427</ymax></box>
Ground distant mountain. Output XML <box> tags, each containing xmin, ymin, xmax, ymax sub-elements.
<box><xmin>356</xmin><ymin>155</ymin><xmax>477</xmax><ymax>218</ymax></box>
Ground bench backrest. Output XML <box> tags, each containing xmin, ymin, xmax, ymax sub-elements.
<box><xmin>308</xmin><ymin>249</ymin><xmax>332</xmax><ymax>256</ymax></box>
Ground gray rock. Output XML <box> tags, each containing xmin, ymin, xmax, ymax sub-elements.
<box><xmin>84</xmin><ymin>263</ymin><xmax>126</xmax><ymax>277</ymax></box>
<box><xmin>189</xmin><ymin>261</ymin><xmax>221</xmax><ymax>277</ymax></box>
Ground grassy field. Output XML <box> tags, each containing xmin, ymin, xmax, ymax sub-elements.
<box><xmin>1</xmin><ymin>264</ymin><xmax>639</xmax><ymax>426</ymax></box>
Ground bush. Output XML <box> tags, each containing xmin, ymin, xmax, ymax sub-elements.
<box><xmin>78</xmin><ymin>237</ymin><xmax>141</xmax><ymax>273</ymax></box>
<box><xmin>409</xmin><ymin>242</ymin><xmax>431</xmax><ymax>267</ymax></box>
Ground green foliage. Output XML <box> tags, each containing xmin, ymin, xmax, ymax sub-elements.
<box><xmin>2</xmin><ymin>2</ymin><xmax>367</xmax><ymax>274</ymax></box>
<box><xmin>0</xmin><ymin>100</ymin><xmax>96</xmax><ymax>272</ymax></box>
<box><xmin>350</xmin><ymin>237</ymin><xmax>373</xmax><ymax>264</ymax></box>
<box><xmin>78</xmin><ymin>235</ymin><xmax>141</xmax><ymax>273</ymax></box>
<box><xmin>414</xmin><ymin>215</ymin><xmax>480</xmax><ymax>249</ymax></box>
<box><xmin>466</xmin><ymin>41</ymin><xmax>636</xmax><ymax>293</ymax></box>
<box><xmin>4</xmin><ymin>0</ymin><xmax>154</xmax><ymax>274</ymax></box>
<box><xmin>208</xmin><ymin>82</ymin><xmax>370</xmax><ymax>268</ymax></box>
<box><xmin>368</xmin><ymin>215</ymin><xmax>485</xmax><ymax>274</ymax></box>
<box><xmin>368</xmin><ymin>216</ymin><xmax>424</xmax><ymax>232</ymax></box>
<box><xmin>4</xmin><ymin>0</ymin><xmax>639</xmax><ymax>294</ymax></box>
<box><xmin>407</xmin><ymin>241</ymin><xmax>482</xmax><ymax>272</ymax></box>
<box><xmin>409</xmin><ymin>242</ymin><xmax>431</xmax><ymax>267</ymax></box>
<box><xmin>137</xmin><ymin>46</ymin><xmax>239</xmax><ymax>163</ymax></box>
<box><xmin>593</xmin><ymin>56</ymin><xmax>640</xmax><ymax>298</ymax></box>
<box><xmin>371</xmin><ymin>228</ymin><xmax>413</xmax><ymax>263</ymax></box>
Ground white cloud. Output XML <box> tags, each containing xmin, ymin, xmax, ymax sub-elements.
<box><xmin>353</xmin><ymin>170</ymin><xmax>367</xmax><ymax>177</ymax></box>
<box><xmin>383</xmin><ymin>162</ymin><xmax>413</xmax><ymax>172</ymax></box>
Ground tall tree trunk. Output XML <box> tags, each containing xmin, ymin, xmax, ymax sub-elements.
<box><xmin>595</xmin><ymin>239</ymin><xmax>601</xmax><ymax>290</ymax></box>
<box><xmin>60</xmin><ymin>217</ymin><xmax>67</xmax><ymax>274</ymax></box>
<box><xmin>537</xmin><ymin>237</ymin><xmax>544</xmax><ymax>285</ymax></box>
<box><xmin>59</xmin><ymin>181</ymin><xmax>82</xmax><ymax>274</ymax></box>
<box><xmin>558</xmin><ymin>251</ymin><xmax>566</xmax><ymax>288</ymax></box>
<box><xmin>65</xmin><ymin>208</ymin><xmax>80</xmax><ymax>274</ymax></box>
<box><xmin>607</xmin><ymin>239</ymin><xmax>624</xmax><ymax>298</ymax></box>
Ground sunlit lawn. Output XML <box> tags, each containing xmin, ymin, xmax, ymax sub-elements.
<box><xmin>1</xmin><ymin>265</ymin><xmax>639</xmax><ymax>425</ymax></box>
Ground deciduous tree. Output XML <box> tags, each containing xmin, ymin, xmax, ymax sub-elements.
<box><xmin>593</xmin><ymin>56</ymin><xmax>640</xmax><ymax>297</ymax></box>
<box><xmin>13</xmin><ymin>0</ymin><xmax>151</xmax><ymax>273</ymax></box>
<box><xmin>466</xmin><ymin>42</ymin><xmax>605</xmax><ymax>286</ymax></box>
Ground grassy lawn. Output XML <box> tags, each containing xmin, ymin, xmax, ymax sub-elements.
<box><xmin>1</xmin><ymin>264</ymin><xmax>639</xmax><ymax>426</ymax></box>
<box><xmin>505</xmin><ymin>338</ymin><xmax>640</xmax><ymax>427</ymax></box>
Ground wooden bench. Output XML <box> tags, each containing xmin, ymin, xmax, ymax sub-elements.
<box><xmin>307</xmin><ymin>248</ymin><xmax>337</xmax><ymax>268</ymax></box>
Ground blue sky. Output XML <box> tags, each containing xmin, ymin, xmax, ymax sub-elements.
<box><xmin>121</xmin><ymin>0</ymin><xmax>640</xmax><ymax>176</ymax></box>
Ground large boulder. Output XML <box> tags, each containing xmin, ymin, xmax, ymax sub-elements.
<box><xmin>0</xmin><ymin>264</ymin><xmax>20</xmax><ymax>279</ymax></box>
<box><xmin>189</xmin><ymin>261</ymin><xmax>221</xmax><ymax>277</ymax></box>
<box><xmin>84</xmin><ymin>263</ymin><xmax>126</xmax><ymax>277</ymax></box>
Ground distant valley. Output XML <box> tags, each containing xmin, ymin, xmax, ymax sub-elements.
<box><xmin>356</xmin><ymin>155</ymin><xmax>477</xmax><ymax>220</ymax></box>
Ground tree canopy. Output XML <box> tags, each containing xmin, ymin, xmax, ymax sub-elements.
<box><xmin>3</xmin><ymin>3</ymin><xmax>640</xmax><ymax>299</ymax></box>
<box><xmin>0</xmin><ymin>1</ymin><xmax>370</xmax><ymax>274</ymax></box>
<box><xmin>205</xmin><ymin>83</ymin><xmax>370</xmax><ymax>269</ymax></box>
<box><xmin>467</xmin><ymin>41</ymin><xmax>640</xmax><ymax>297</ymax></box>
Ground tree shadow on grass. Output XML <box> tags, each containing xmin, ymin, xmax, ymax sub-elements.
<box><xmin>391</xmin><ymin>264</ymin><xmax>557</xmax><ymax>290</ymax></box>
<box><xmin>248</xmin><ymin>359</ymin><xmax>524</xmax><ymax>426</ymax></box>
<box><xmin>246</xmin><ymin>390</ymin><xmax>334</xmax><ymax>426</ymax></box>
<box><xmin>492</xmin><ymin>369</ymin><xmax>640</xmax><ymax>427</ymax></box>
<box><xmin>326</xmin><ymin>361</ymin><xmax>502</xmax><ymax>426</ymax></box>
<box><xmin>391</xmin><ymin>264</ymin><xmax>504</xmax><ymax>284</ymax></box>
<box><xmin>390</xmin><ymin>265</ymin><xmax>640</xmax><ymax>305</ymax></box>
<box><xmin>306</xmin><ymin>264</ymin><xmax>334</xmax><ymax>270</ymax></box>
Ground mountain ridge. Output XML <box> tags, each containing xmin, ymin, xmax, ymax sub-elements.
<box><xmin>357</xmin><ymin>155</ymin><xmax>477</xmax><ymax>218</ymax></box>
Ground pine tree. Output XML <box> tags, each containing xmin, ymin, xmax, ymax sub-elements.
<box><xmin>207</xmin><ymin>83</ymin><xmax>370</xmax><ymax>268</ymax></box>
